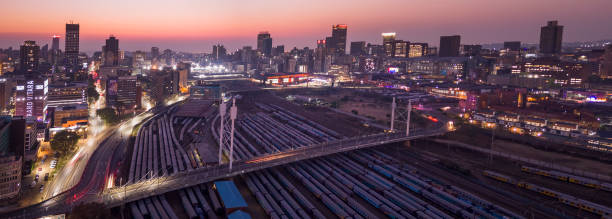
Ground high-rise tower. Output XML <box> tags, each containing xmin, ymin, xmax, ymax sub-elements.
<box><xmin>19</xmin><ymin>41</ymin><xmax>40</xmax><ymax>72</ymax></box>
<box><xmin>65</xmin><ymin>23</ymin><xmax>80</xmax><ymax>70</ymax></box>
<box><xmin>332</xmin><ymin>24</ymin><xmax>347</xmax><ymax>55</ymax></box>
<box><xmin>539</xmin><ymin>20</ymin><xmax>563</xmax><ymax>55</ymax></box>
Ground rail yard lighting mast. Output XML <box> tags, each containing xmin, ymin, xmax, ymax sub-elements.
<box><xmin>218</xmin><ymin>102</ymin><xmax>226</xmax><ymax>164</ymax></box>
<box><xmin>406</xmin><ymin>100</ymin><xmax>411</xmax><ymax>136</ymax></box>
<box><xmin>390</xmin><ymin>97</ymin><xmax>396</xmax><ymax>131</ymax></box>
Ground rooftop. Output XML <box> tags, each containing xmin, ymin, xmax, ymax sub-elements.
<box><xmin>213</xmin><ymin>180</ymin><xmax>247</xmax><ymax>210</ymax></box>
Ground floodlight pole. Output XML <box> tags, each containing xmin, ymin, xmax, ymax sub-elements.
<box><xmin>406</xmin><ymin>100</ymin><xmax>412</xmax><ymax>136</ymax></box>
<box><xmin>218</xmin><ymin>102</ymin><xmax>227</xmax><ymax>164</ymax></box>
<box><xmin>390</xmin><ymin>97</ymin><xmax>396</xmax><ymax>131</ymax></box>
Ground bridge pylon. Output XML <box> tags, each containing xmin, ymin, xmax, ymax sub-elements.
<box><xmin>389</xmin><ymin>97</ymin><xmax>412</xmax><ymax>136</ymax></box>
<box><xmin>218</xmin><ymin>97</ymin><xmax>237</xmax><ymax>171</ymax></box>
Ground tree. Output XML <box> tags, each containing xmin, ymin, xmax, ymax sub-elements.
<box><xmin>50</xmin><ymin>131</ymin><xmax>80</xmax><ymax>155</ymax></box>
<box><xmin>96</xmin><ymin>108</ymin><xmax>119</xmax><ymax>125</ymax></box>
<box><xmin>68</xmin><ymin>202</ymin><xmax>111</xmax><ymax>219</ymax></box>
<box><xmin>87</xmin><ymin>86</ymin><xmax>100</xmax><ymax>104</ymax></box>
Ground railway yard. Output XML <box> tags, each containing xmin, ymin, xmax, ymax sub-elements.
<box><xmin>112</xmin><ymin>89</ymin><xmax>612</xmax><ymax>219</ymax></box>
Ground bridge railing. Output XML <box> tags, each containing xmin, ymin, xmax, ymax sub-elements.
<box><xmin>101</xmin><ymin>128</ymin><xmax>449</xmax><ymax>206</ymax></box>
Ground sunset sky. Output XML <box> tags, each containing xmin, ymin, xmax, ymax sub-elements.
<box><xmin>1</xmin><ymin>0</ymin><xmax>611</xmax><ymax>53</ymax></box>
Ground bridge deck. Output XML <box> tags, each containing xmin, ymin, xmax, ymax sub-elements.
<box><xmin>101</xmin><ymin>129</ymin><xmax>447</xmax><ymax>207</ymax></box>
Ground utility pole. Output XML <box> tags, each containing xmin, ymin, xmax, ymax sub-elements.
<box><xmin>490</xmin><ymin>112</ymin><xmax>496</xmax><ymax>163</ymax></box>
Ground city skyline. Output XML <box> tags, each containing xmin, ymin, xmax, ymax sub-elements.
<box><xmin>1</xmin><ymin>0</ymin><xmax>611</xmax><ymax>53</ymax></box>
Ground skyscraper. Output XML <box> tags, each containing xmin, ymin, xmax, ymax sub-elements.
<box><xmin>382</xmin><ymin>33</ymin><xmax>396</xmax><ymax>57</ymax></box>
<box><xmin>65</xmin><ymin>23</ymin><xmax>80</xmax><ymax>70</ymax></box>
<box><xmin>102</xmin><ymin>35</ymin><xmax>119</xmax><ymax>66</ymax></box>
<box><xmin>539</xmin><ymin>20</ymin><xmax>563</xmax><ymax>55</ymax></box>
<box><xmin>212</xmin><ymin>44</ymin><xmax>226</xmax><ymax>61</ymax></box>
<box><xmin>601</xmin><ymin>45</ymin><xmax>612</xmax><ymax>79</ymax></box>
<box><xmin>51</xmin><ymin>35</ymin><xmax>60</xmax><ymax>51</ymax></box>
<box><xmin>325</xmin><ymin>36</ymin><xmax>335</xmax><ymax>54</ymax></box>
<box><xmin>15</xmin><ymin>75</ymin><xmax>47</xmax><ymax>120</ymax></box>
<box><xmin>257</xmin><ymin>32</ymin><xmax>273</xmax><ymax>57</ymax></box>
<box><xmin>51</xmin><ymin>35</ymin><xmax>60</xmax><ymax>67</ymax></box>
<box><xmin>350</xmin><ymin>41</ymin><xmax>366</xmax><ymax>56</ymax></box>
<box><xmin>150</xmin><ymin>47</ymin><xmax>160</xmax><ymax>60</ymax></box>
<box><xmin>439</xmin><ymin>35</ymin><xmax>461</xmax><ymax>57</ymax></box>
<box><xmin>332</xmin><ymin>24</ymin><xmax>348</xmax><ymax>55</ymax></box>
<box><xmin>19</xmin><ymin>41</ymin><xmax>40</xmax><ymax>72</ymax></box>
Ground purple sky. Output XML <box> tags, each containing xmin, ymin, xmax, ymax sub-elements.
<box><xmin>1</xmin><ymin>0</ymin><xmax>611</xmax><ymax>53</ymax></box>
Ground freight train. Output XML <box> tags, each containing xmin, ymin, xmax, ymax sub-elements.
<box><xmin>483</xmin><ymin>170</ymin><xmax>612</xmax><ymax>218</ymax></box>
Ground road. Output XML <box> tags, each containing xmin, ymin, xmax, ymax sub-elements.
<box><xmin>3</xmin><ymin>110</ymin><xmax>153</xmax><ymax>219</ymax></box>
<box><xmin>42</xmin><ymin>85</ymin><xmax>109</xmax><ymax>199</ymax></box>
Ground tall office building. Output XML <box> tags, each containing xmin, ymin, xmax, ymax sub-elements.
<box><xmin>409</xmin><ymin>43</ymin><xmax>428</xmax><ymax>58</ymax></box>
<box><xmin>40</xmin><ymin>44</ymin><xmax>48</xmax><ymax>63</ymax></box>
<box><xmin>116</xmin><ymin>76</ymin><xmax>141</xmax><ymax>110</ymax></box>
<box><xmin>150</xmin><ymin>47</ymin><xmax>160</xmax><ymax>60</ymax></box>
<box><xmin>19</xmin><ymin>41</ymin><xmax>40</xmax><ymax>72</ymax></box>
<box><xmin>350</xmin><ymin>41</ymin><xmax>366</xmax><ymax>56</ymax></box>
<box><xmin>51</xmin><ymin>35</ymin><xmax>60</xmax><ymax>66</ymax></box>
<box><xmin>51</xmin><ymin>35</ymin><xmax>60</xmax><ymax>51</ymax></box>
<box><xmin>102</xmin><ymin>35</ymin><xmax>119</xmax><ymax>66</ymax></box>
<box><xmin>601</xmin><ymin>45</ymin><xmax>612</xmax><ymax>79</ymax></box>
<box><xmin>382</xmin><ymin>33</ymin><xmax>396</xmax><ymax>57</ymax></box>
<box><xmin>64</xmin><ymin>23</ymin><xmax>80</xmax><ymax>70</ymax></box>
<box><xmin>325</xmin><ymin>36</ymin><xmax>335</xmax><ymax>54</ymax></box>
<box><xmin>393</xmin><ymin>40</ymin><xmax>409</xmax><ymax>58</ymax></box>
<box><xmin>332</xmin><ymin>24</ymin><xmax>348</xmax><ymax>55</ymax></box>
<box><xmin>257</xmin><ymin>32</ymin><xmax>273</xmax><ymax>57</ymax></box>
<box><xmin>439</xmin><ymin>35</ymin><xmax>461</xmax><ymax>57</ymax></box>
<box><xmin>212</xmin><ymin>44</ymin><xmax>227</xmax><ymax>60</ymax></box>
<box><xmin>212</xmin><ymin>44</ymin><xmax>227</xmax><ymax>61</ymax></box>
<box><xmin>503</xmin><ymin>41</ymin><xmax>521</xmax><ymax>51</ymax></box>
<box><xmin>15</xmin><ymin>75</ymin><xmax>48</xmax><ymax>120</ymax></box>
<box><xmin>539</xmin><ymin>20</ymin><xmax>563</xmax><ymax>55</ymax></box>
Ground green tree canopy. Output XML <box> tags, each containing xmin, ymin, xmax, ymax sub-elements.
<box><xmin>87</xmin><ymin>86</ymin><xmax>100</xmax><ymax>103</ymax></box>
<box><xmin>50</xmin><ymin>131</ymin><xmax>80</xmax><ymax>155</ymax></box>
<box><xmin>96</xmin><ymin>108</ymin><xmax>119</xmax><ymax>125</ymax></box>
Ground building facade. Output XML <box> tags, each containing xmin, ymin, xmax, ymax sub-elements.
<box><xmin>65</xmin><ymin>23</ymin><xmax>80</xmax><ymax>70</ymax></box>
<box><xmin>439</xmin><ymin>35</ymin><xmax>461</xmax><ymax>57</ymax></box>
<box><xmin>539</xmin><ymin>21</ymin><xmax>563</xmax><ymax>55</ymax></box>
<box><xmin>19</xmin><ymin>41</ymin><xmax>39</xmax><ymax>72</ymax></box>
